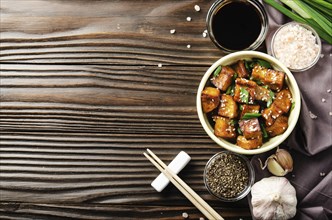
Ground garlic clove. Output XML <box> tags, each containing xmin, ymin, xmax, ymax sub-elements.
<box><xmin>275</xmin><ymin>149</ymin><xmax>293</xmax><ymax>172</ymax></box>
<box><xmin>267</xmin><ymin>157</ymin><xmax>287</xmax><ymax>176</ymax></box>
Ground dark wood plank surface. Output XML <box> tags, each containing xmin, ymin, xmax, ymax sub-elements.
<box><xmin>1</xmin><ymin>0</ymin><xmax>253</xmax><ymax>219</ymax></box>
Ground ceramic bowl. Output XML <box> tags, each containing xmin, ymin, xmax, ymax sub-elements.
<box><xmin>196</xmin><ymin>51</ymin><xmax>301</xmax><ymax>155</ymax></box>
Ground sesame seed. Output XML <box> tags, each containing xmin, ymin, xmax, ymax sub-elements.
<box><xmin>322</xmin><ymin>98</ymin><xmax>326</xmax><ymax>103</ymax></box>
<box><xmin>187</xmin><ymin>44</ymin><xmax>191</xmax><ymax>48</ymax></box>
<box><xmin>158</xmin><ymin>63</ymin><xmax>162</xmax><ymax>68</ymax></box>
<box><xmin>327</xmin><ymin>89</ymin><xmax>331</xmax><ymax>93</ymax></box>
<box><xmin>186</xmin><ymin>17</ymin><xmax>192</xmax><ymax>21</ymax></box>
<box><xmin>199</xmin><ymin>218</ymin><xmax>205</xmax><ymax>220</ymax></box>
<box><xmin>329</xmin><ymin>112</ymin><xmax>332</xmax><ymax>116</ymax></box>
<box><xmin>194</xmin><ymin>5</ymin><xmax>201</xmax><ymax>12</ymax></box>
<box><xmin>202</xmin><ymin>32</ymin><xmax>207</xmax><ymax>38</ymax></box>
<box><xmin>320</xmin><ymin>54</ymin><xmax>324</xmax><ymax>58</ymax></box>
<box><xmin>204</xmin><ymin>29</ymin><xmax>208</xmax><ymax>33</ymax></box>
<box><xmin>170</xmin><ymin>29</ymin><xmax>176</xmax><ymax>34</ymax></box>
<box><xmin>320</xmin><ymin>172</ymin><xmax>326</xmax><ymax>177</ymax></box>
<box><xmin>182</xmin><ymin>212</ymin><xmax>189</xmax><ymax>218</ymax></box>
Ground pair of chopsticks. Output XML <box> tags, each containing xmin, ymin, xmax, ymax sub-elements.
<box><xmin>143</xmin><ymin>149</ymin><xmax>223</xmax><ymax>220</ymax></box>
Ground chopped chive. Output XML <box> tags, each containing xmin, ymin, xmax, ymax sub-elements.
<box><xmin>240</xmin><ymin>87</ymin><xmax>249</xmax><ymax>104</ymax></box>
<box><xmin>233</xmin><ymin>72</ymin><xmax>238</xmax><ymax>80</ymax></box>
<box><xmin>229</xmin><ymin>119</ymin><xmax>238</xmax><ymax>126</ymax></box>
<box><xmin>239</xmin><ymin>105</ymin><xmax>243</xmax><ymax>111</ymax></box>
<box><xmin>213</xmin><ymin>66</ymin><xmax>222</xmax><ymax>77</ymax></box>
<box><xmin>260</xmin><ymin>123</ymin><xmax>269</xmax><ymax>139</ymax></box>
<box><xmin>291</xmin><ymin>102</ymin><xmax>296</xmax><ymax>111</ymax></box>
<box><xmin>267</xmin><ymin>90</ymin><xmax>275</xmax><ymax>108</ymax></box>
<box><xmin>242</xmin><ymin>112</ymin><xmax>262</xmax><ymax>119</ymax></box>
<box><xmin>237</xmin><ymin>127</ymin><xmax>243</xmax><ymax>135</ymax></box>
<box><xmin>255</xmin><ymin>59</ymin><xmax>272</xmax><ymax>69</ymax></box>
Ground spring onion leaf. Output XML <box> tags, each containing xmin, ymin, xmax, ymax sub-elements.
<box><xmin>242</xmin><ymin>112</ymin><xmax>262</xmax><ymax>120</ymax></box>
<box><xmin>255</xmin><ymin>59</ymin><xmax>273</xmax><ymax>69</ymax></box>
<box><xmin>263</xmin><ymin>0</ymin><xmax>332</xmax><ymax>44</ymax></box>
<box><xmin>237</xmin><ymin>127</ymin><xmax>243</xmax><ymax>135</ymax></box>
<box><xmin>213</xmin><ymin>66</ymin><xmax>221</xmax><ymax>77</ymax></box>
<box><xmin>291</xmin><ymin>102</ymin><xmax>296</xmax><ymax>111</ymax></box>
<box><xmin>260</xmin><ymin>123</ymin><xmax>269</xmax><ymax>139</ymax></box>
<box><xmin>267</xmin><ymin>90</ymin><xmax>275</xmax><ymax>108</ymax></box>
<box><xmin>240</xmin><ymin>87</ymin><xmax>249</xmax><ymax>104</ymax></box>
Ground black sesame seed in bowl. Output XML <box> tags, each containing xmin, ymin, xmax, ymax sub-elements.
<box><xmin>203</xmin><ymin>151</ymin><xmax>255</xmax><ymax>202</ymax></box>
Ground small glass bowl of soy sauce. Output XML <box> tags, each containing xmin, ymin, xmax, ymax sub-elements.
<box><xmin>206</xmin><ymin>0</ymin><xmax>269</xmax><ymax>53</ymax></box>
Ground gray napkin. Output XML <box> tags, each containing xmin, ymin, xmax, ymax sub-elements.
<box><xmin>249</xmin><ymin>3</ymin><xmax>332</xmax><ymax>220</ymax></box>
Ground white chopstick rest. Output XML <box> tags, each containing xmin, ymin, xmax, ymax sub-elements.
<box><xmin>151</xmin><ymin>151</ymin><xmax>191</xmax><ymax>192</ymax></box>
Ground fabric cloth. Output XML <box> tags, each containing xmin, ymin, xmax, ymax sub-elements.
<box><xmin>248</xmin><ymin>3</ymin><xmax>332</xmax><ymax>220</ymax></box>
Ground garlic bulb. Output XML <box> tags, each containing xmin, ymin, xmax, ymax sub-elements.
<box><xmin>251</xmin><ymin>176</ymin><xmax>297</xmax><ymax>220</ymax></box>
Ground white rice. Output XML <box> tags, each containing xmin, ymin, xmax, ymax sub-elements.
<box><xmin>272</xmin><ymin>23</ymin><xmax>320</xmax><ymax>70</ymax></box>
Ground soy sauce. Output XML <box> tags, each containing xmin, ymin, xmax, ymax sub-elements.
<box><xmin>212</xmin><ymin>1</ymin><xmax>262</xmax><ymax>50</ymax></box>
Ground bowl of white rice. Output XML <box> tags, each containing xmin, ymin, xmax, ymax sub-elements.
<box><xmin>271</xmin><ymin>22</ymin><xmax>321</xmax><ymax>72</ymax></box>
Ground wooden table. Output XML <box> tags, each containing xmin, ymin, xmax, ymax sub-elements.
<box><xmin>1</xmin><ymin>1</ymin><xmax>255</xmax><ymax>219</ymax></box>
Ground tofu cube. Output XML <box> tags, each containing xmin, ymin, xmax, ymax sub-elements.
<box><xmin>252</xmin><ymin>65</ymin><xmax>285</xmax><ymax>92</ymax></box>
<box><xmin>233</xmin><ymin>78</ymin><xmax>256</xmax><ymax>104</ymax></box>
<box><xmin>255</xmin><ymin>86</ymin><xmax>271</xmax><ymax>102</ymax></box>
<box><xmin>240</xmin><ymin>104</ymin><xmax>260</xmax><ymax>119</ymax></box>
<box><xmin>266</xmin><ymin>115</ymin><xmax>288</xmax><ymax>137</ymax></box>
<box><xmin>236</xmin><ymin>135</ymin><xmax>262</xmax><ymax>150</ymax></box>
<box><xmin>201</xmin><ymin>87</ymin><xmax>220</xmax><ymax>113</ymax></box>
<box><xmin>234</xmin><ymin>60</ymin><xmax>249</xmax><ymax>78</ymax></box>
<box><xmin>218</xmin><ymin>94</ymin><xmax>238</xmax><ymax>119</ymax></box>
<box><xmin>214</xmin><ymin>116</ymin><xmax>236</xmax><ymax>139</ymax></box>
<box><xmin>238</xmin><ymin>118</ymin><xmax>262</xmax><ymax>139</ymax></box>
<box><xmin>273</xmin><ymin>89</ymin><xmax>292</xmax><ymax>114</ymax></box>
<box><xmin>211</xmin><ymin>66</ymin><xmax>235</xmax><ymax>91</ymax></box>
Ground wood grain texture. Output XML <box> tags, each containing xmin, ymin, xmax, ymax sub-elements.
<box><xmin>1</xmin><ymin>0</ymin><xmax>254</xmax><ymax>219</ymax></box>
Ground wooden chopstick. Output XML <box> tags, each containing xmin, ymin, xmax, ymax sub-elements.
<box><xmin>144</xmin><ymin>149</ymin><xmax>224</xmax><ymax>220</ymax></box>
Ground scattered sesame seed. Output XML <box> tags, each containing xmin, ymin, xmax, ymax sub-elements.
<box><xmin>309</xmin><ymin>111</ymin><xmax>318</xmax><ymax>119</ymax></box>
<box><xmin>194</xmin><ymin>5</ymin><xmax>201</xmax><ymax>12</ymax></box>
<box><xmin>330</xmin><ymin>53</ymin><xmax>332</xmax><ymax>57</ymax></box>
<box><xmin>204</xmin><ymin>29</ymin><xmax>208</xmax><ymax>33</ymax></box>
<box><xmin>186</xmin><ymin>16</ymin><xmax>192</xmax><ymax>21</ymax></box>
<box><xmin>329</xmin><ymin>112</ymin><xmax>332</xmax><ymax>116</ymax></box>
<box><xmin>182</xmin><ymin>212</ymin><xmax>189</xmax><ymax>218</ymax></box>
<box><xmin>170</xmin><ymin>29</ymin><xmax>176</xmax><ymax>34</ymax></box>
<box><xmin>199</xmin><ymin>218</ymin><xmax>205</xmax><ymax>220</ymax></box>
<box><xmin>202</xmin><ymin>32</ymin><xmax>207</xmax><ymax>38</ymax></box>
<box><xmin>327</xmin><ymin>89</ymin><xmax>331</xmax><ymax>93</ymax></box>
<box><xmin>320</xmin><ymin>172</ymin><xmax>326</xmax><ymax>177</ymax></box>
<box><xmin>158</xmin><ymin>63</ymin><xmax>162</xmax><ymax>68</ymax></box>
<box><xmin>187</xmin><ymin>44</ymin><xmax>191</xmax><ymax>48</ymax></box>
<box><xmin>320</xmin><ymin>54</ymin><xmax>324</xmax><ymax>58</ymax></box>
<box><xmin>322</xmin><ymin>98</ymin><xmax>326</xmax><ymax>102</ymax></box>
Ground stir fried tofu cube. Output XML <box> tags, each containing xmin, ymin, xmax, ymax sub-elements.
<box><xmin>238</xmin><ymin>118</ymin><xmax>262</xmax><ymax>139</ymax></box>
<box><xmin>273</xmin><ymin>89</ymin><xmax>292</xmax><ymax>114</ymax></box>
<box><xmin>211</xmin><ymin>66</ymin><xmax>235</xmax><ymax>91</ymax></box>
<box><xmin>262</xmin><ymin>89</ymin><xmax>292</xmax><ymax>126</ymax></box>
<box><xmin>252</xmin><ymin>65</ymin><xmax>285</xmax><ymax>92</ymax></box>
<box><xmin>236</xmin><ymin>135</ymin><xmax>262</xmax><ymax>150</ymax></box>
<box><xmin>255</xmin><ymin>86</ymin><xmax>271</xmax><ymax>102</ymax></box>
<box><xmin>218</xmin><ymin>94</ymin><xmax>238</xmax><ymax>118</ymax></box>
<box><xmin>234</xmin><ymin>60</ymin><xmax>249</xmax><ymax>78</ymax></box>
<box><xmin>201</xmin><ymin>87</ymin><xmax>220</xmax><ymax>113</ymax></box>
<box><xmin>240</xmin><ymin>104</ymin><xmax>260</xmax><ymax>118</ymax></box>
<box><xmin>233</xmin><ymin>78</ymin><xmax>257</xmax><ymax>104</ymax></box>
<box><xmin>262</xmin><ymin>105</ymin><xmax>283</xmax><ymax>126</ymax></box>
<box><xmin>266</xmin><ymin>115</ymin><xmax>288</xmax><ymax>137</ymax></box>
<box><xmin>214</xmin><ymin>116</ymin><xmax>236</xmax><ymax>139</ymax></box>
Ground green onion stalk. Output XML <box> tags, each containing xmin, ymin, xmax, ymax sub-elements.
<box><xmin>263</xmin><ymin>0</ymin><xmax>332</xmax><ymax>44</ymax></box>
